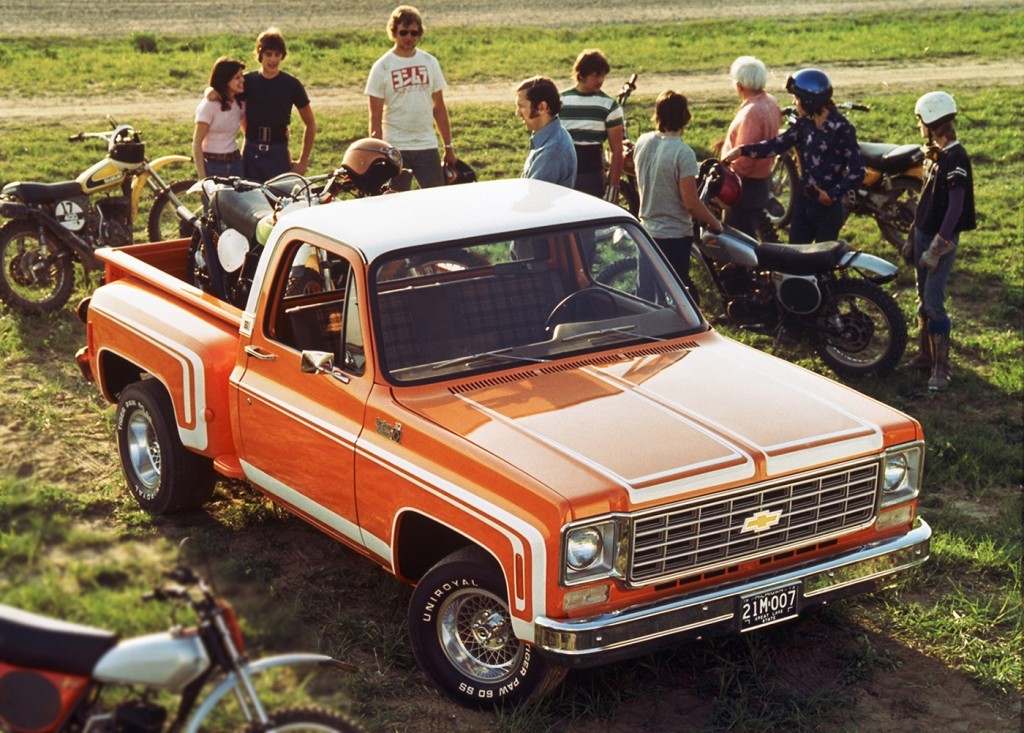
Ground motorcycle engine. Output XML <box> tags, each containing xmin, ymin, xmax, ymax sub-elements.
<box><xmin>96</xmin><ymin>196</ymin><xmax>133</xmax><ymax>247</ymax></box>
<box><xmin>773</xmin><ymin>273</ymin><xmax>822</xmax><ymax>314</ymax></box>
<box><xmin>110</xmin><ymin>699</ymin><xmax>167</xmax><ymax>733</ymax></box>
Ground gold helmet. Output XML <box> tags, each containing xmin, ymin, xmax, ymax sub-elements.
<box><xmin>341</xmin><ymin>138</ymin><xmax>403</xmax><ymax>196</ymax></box>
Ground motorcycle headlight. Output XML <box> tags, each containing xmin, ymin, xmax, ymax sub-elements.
<box><xmin>562</xmin><ymin>519</ymin><xmax>626</xmax><ymax>586</ymax></box>
<box><xmin>880</xmin><ymin>442</ymin><xmax>924</xmax><ymax>507</ymax></box>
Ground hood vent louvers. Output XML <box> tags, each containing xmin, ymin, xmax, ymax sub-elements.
<box><xmin>449</xmin><ymin>340</ymin><xmax>699</xmax><ymax>394</ymax></box>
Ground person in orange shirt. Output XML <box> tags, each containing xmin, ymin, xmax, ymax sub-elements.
<box><xmin>720</xmin><ymin>56</ymin><xmax>782</xmax><ymax>238</ymax></box>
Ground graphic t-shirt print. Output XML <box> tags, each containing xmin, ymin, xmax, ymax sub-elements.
<box><xmin>391</xmin><ymin>66</ymin><xmax>430</xmax><ymax>92</ymax></box>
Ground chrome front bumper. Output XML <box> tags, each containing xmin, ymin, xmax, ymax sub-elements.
<box><xmin>535</xmin><ymin>518</ymin><xmax>931</xmax><ymax>668</ymax></box>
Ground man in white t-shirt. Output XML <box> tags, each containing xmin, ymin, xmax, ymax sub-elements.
<box><xmin>365</xmin><ymin>6</ymin><xmax>456</xmax><ymax>191</ymax></box>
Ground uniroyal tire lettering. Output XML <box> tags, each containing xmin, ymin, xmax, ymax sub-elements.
<box><xmin>117</xmin><ymin>399</ymin><xmax>144</xmax><ymax>431</ymax></box>
<box><xmin>421</xmin><ymin>577</ymin><xmax>481</xmax><ymax>622</ymax></box>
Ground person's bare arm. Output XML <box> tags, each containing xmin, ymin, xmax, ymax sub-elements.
<box><xmin>292</xmin><ymin>104</ymin><xmax>317</xmax><ymax>175</ymax></box>
<box><xmin>368</xmin><ymin>96</ymin><xmax>385</xmax><ymax>139</ymax></box>
<box><xmin>680</xmin><ymin>176</ymin><xmax>724</xmax><ymax>233</ymax></box>
<box><xmin>192</xmin><ymin>121</ymin><xmax>210</xmax><ymax>179</ymax></box>
<box><xmin>432</xmin><ymin>91</ymin><xmax>456</xmax><ymax>167</ymax></box>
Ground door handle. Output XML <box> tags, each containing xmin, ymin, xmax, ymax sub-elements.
<box><xmin>244</xmin><ymin>345</ymin><xmax>277</xmax><ymax>361</ymax></box>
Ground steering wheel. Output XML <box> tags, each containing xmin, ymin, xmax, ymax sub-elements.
<box><xmin>544</xmin><ymin>288</ymin><xmax>618</xmax><ymax>332</ymax></box>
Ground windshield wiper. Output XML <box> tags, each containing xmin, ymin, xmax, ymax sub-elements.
<box><xmin>431</xmin><ymin>347</ymin><xmax>549</xmax><ymax>371</ymax></box>
<box><xmin>560</xmin><ymin>324</ymin><xmax>666</xmax><ymax>344</ymax></box>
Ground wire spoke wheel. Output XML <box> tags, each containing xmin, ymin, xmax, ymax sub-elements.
<box><xmin>0</xmin><ymin>221</ymin><xmax>75</xmax><ymax>314</ymax></box>
<box><xmin>816</xmin><ymin>279</ymin><xmax>907</xmax><ymax>377</ymax></box>
<box><xmin>438</xmin><ymin>587</ymin><xmax>522</xmax><ymax>682</ymax></box>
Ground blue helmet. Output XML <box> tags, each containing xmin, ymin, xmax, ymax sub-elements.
<box><xmin>785</xmin><ymin>68</ymin><xmax>833</xmax><ymax>113</ymax></box>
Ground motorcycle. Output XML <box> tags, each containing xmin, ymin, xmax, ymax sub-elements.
<box><xmin>186</xmin><ymin>138</ymin><xmax>403</xmax><ymax>308</ymax></box>
<box><xmin>0</xmin><ymin>120</ymin><xmax>197</xmax><ymax>314</ymax></box>
<box><xmin>608</xmin><ymin>73</ymin><xmax>641</xmax><ymax>216</ymax></box>
<box><xmin>688</xmin><ymin>160</ymin><xmax>907</xmax><ymax>377</ymax></box>
<box><xmin>763</xmin><ymin>103</ymin><xmax>924</xmax><ymax>248</ymax></box>
<box><xmin>0</xmin><ymin>549</ymin><xmax>363</xmax><ymax>733</ymax></box>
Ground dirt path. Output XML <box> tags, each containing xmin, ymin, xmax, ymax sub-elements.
<box><xmin>2</xmin><ymin>60</ymin><xmax>1020</xmax><ymax>124</ymax></box>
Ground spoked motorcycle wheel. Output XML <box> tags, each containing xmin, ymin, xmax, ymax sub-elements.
<box><xmin>148</xmin><ymin>179</ymin><xmax>200</xmax><ymax>243</ymax></box>
<box><xmin>767</xmin><ymin>153</ymin><xmax>798</xmax><ymax>229</ymax></box>
<box><xmin>816</xmin><ymin>279</ymin><xmax>907</xmax><ymax>378</ymax></box>
<box><xmin>875</xmin><ymin>176</ymin><xmax>921</xmax><ymax>250</ymax></box>
<box><xmin>0</xmin><ymin>221</ymin><xmax>75</xmax><ymax>314</ymax></box>
<box><xmin>237</xmin><ymin>706</ymin><xmax>366</xmax><ymax>732</ymax></box>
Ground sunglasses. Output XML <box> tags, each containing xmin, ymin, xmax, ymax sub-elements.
<box><xmin>397</xmin><ymin>29</ymin><xmax>421</xmax><ymax>37</ymax></box>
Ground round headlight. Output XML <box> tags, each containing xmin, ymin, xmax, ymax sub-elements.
<box><xmin>566</xmin><ymin>527</ymin><xmax>603</xmax><ymax>571</ymax></box>
<box><xmin>883</xmin><ymin>453</ymin><xmax>908</xmax><ymax>492</ymax></box>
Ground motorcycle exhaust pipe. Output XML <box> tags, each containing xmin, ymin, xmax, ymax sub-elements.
<box><xmin>28</xmin><ymin>210</ymin><xmax>104</xmax><ymax>270</ymax></box>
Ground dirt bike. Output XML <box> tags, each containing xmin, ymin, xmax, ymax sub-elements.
<box><xmin>0</xmin><ymin>546</ymin><xmax>363</xmax><ymax>732</ymax></box>
<box><xmin>0</xmin><ymin>120</ymin><xmax>197</xmax><ymax>314</ymax></box>
<box><xmin>186</xmin><ymin>144</ymin><xmax>402</xmax><ymax>307</ymax></box>
<box><xmin>608</xmin><ymin>73</ymin><xmax>641</xmax><ymax>216</ymax></box>
<box><xmin>763</xmin><ymin>103</ymin><xmax>924</xmax><ymax>248</ymax></box>
<box><xmin>603</xmin><ymin>160</ymin><xmax>908</xmax><ymax>377</ymax></box>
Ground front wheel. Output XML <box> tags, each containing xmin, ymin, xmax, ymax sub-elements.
<box><xmin>0</xmin><ymin>220</ymin><xmax>75</xmax><ymax>314</ymax></box>
<box><xmin>408</xmin><ymin>547</ymin><xmax>566</xmax><ymax>708</ymax></box>
<box><xmin>238</xmin><ymin>706</ymin><xmax>366</xmax><ymax>732</ymax></box>
<box><xmin>617</xmin><ymin>177</ymin><xmax>639</xmax><ymax>216</ymax></box>
<box><xmin>116</xmin><ymin>380</ymin><xmax>216</xmax><ymax>514</ymax></box>
<box><xmin>148</xmin><ymin>179</ymin><xmax>200</xmax><ymax>242</ymax></box>
<box><xmin>768</xmin><ymin>153</ymin><xmax>798</xmax><ymax>228</ymax></box>
<box><xmin>816</xmin><ymin>279</ymin><xmax>907</xmax><ymax>378</ymax></box>
<box><xmin>874</xmin><ymin>176</ymin><xmax>921</xmax><ymax>250</ymax></box>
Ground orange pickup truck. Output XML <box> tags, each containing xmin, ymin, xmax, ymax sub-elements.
<box><xmin>76</xmin><ymin>179</ymin><xmax>930</xmax><ymax>707</ymax></box>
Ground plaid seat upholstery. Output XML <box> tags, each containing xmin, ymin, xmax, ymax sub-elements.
<box><xmin>377</xmin><ymin>270</ymin><xmax>565</xmax><ymax>371</ymax></box>
<box><xmin>286</xmin><ymin>299</ymin><xmax>345</xmax><ymax>360</ymax></box>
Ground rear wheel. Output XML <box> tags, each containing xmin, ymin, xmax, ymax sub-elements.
<box><xmin>148</xmin><ymin>179</ymin><xmax>200</xmax><ymax>242</ymax></box>
<box><xmin>116</xmin><ymin>380</ymin><xmax>216</xmax><ymax>514</ymax></box>
<box><xmin>816</xmin><ymin>279</ymin><xmax>907</xmax><ymax>378</ymax></box>
<box><xmin>768</xmin><ymin>153</ymin><xmax>798</xmax><ymax>229</ymax></box>
<box><xmin>0</xmin><ymin>221</ymin><xmax>75</xmax><ymax>314</ymax></box>
<box><xmin>875</xmin><ymin>176</ymin><xmax>921</xmax><ymax>250</ymax></box>
<box><xmin>408</xmin><ymin>547</ymin><xmax>566</xmax><ymax>708</ymax></box>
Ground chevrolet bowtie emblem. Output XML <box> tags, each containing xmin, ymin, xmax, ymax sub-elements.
<box><xmin>742</xmin><ymin>509</ymin><xmax>783</xmax><ymax>534</ymax></box>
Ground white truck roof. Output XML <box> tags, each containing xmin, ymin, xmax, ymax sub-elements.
<box><xmin>272</xmin><ymin>178</ymin><xmax>632</xmax><ymax>263</ymax></box>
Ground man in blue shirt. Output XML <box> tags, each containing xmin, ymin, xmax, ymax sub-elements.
<box><xmin>515</xmin><ymin>76</ymin><xmax>577</xmax><ymax>187</ymax></box>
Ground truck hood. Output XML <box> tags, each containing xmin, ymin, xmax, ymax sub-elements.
<box><xmin>398</xmin><ymin>333</ymin><xmax>912</xmax><ymax>514</ymax></box>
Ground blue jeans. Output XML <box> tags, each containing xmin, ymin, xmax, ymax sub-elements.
<box><xmin>914</xmin><ymin>228</ymin><xmax>957</xmax><ymax>329</ymax></box>
<box><xmin>203</xmin><ymin>156</ymin><xmax>243</xmax><ymax>179</ymax></box>
<box><xmin>391</xmin><ymin>148</ymin><xmax>443</xmax><ymax>191</ymax></box>
<box><xmin>789</xmin><ymin>188</ymin><xmax>847</xmax><ymax>244</ymax></box>
<box><xmin>243</xmin><ymin>143</ymin><xmax>291</xmax><ymax>183</ymax></box>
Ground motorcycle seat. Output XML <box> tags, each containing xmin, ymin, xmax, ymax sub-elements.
<box><xmin>2</xmin><ymin>180</ymin><xmax>83</xmax><ymax>203</ymax></box>
<box><xmin>212</xmin><ymin>188</ymin><xmax>275</xmax><ymax>243</ymax></box>
<box><xmin>755</xmin><ymin>240</ymin><xmax>850</xmax><ymax>276</ymax></box>
<box><xmin>0</xmin><ymin>603</ymin><xmax>118</xmax><ymax>677</ymax></box>
<box><xmin>859</xmin><ymin>142</ymin><xmax>924</xmax><ymax>174</ymax></box>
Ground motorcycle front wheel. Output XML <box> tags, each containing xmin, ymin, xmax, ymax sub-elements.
<box><xmin>148</xmin><ymin>179</ymin><xmax>200</xmax><ymax>243</ymax></box>
<box><xmin>237</xmin><ymin>706</ymin><xmax>366</xmax><ymax>732</ymax></box>
<box><xmin>767</xmin><ymin>153</ymin><xmax>798</xmax><ymax>229</ymax></box>
<box><xmin>0</xmin><ymin>221</ymin><xmax>75</xmax><ymax>314</ymax></box>
<box><xmin>816</xmin><ymin>279</ymin><xmax>907</xmax><ymax>378</ymax></box>
<box><xmin>874</xmin><ymin>176</ymin><xmax>921</xmax><ymax>250</ymax></box>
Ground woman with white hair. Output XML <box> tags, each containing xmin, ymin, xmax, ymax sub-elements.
<box><xmin>720</xmin><ymin>56</ymin><xmax>782</xmax><ymax>237</ymax></box>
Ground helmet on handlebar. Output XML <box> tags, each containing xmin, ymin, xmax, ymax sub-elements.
<box><xmin>109</xmin><ymin>126</ymin><xmax>145</xmax><ymax>166</ymax></box>
<box><xmin>914</xmin><ymin>91</ymin><xmax>958</xmax><ymax>129</ymax></box>
<box><xmin>785</xmin><ymin>68</ymin><xmax>833</xmax><ymax>115</ymax></box>
<box><xmin>341</xmin><ymin>138</ymin><xmax>403</xmax><ymax>196</ymax></box>
<box><xmin>698</xmin><ymin>159</ymin><xmax>743</xmax><ymax>207</ymax></box>
<box><xmin>443</xmin><ymin>159</ymin><xmax>477</xmax><ymax>185</ymax></box>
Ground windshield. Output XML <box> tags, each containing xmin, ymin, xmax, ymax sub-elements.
<box><xmin>372</xmin><ymin>221</ymin><xmax>704</xmax><ymax>383</ymax></box>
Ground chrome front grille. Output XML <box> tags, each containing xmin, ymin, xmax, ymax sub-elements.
<box><xmin>629</xmin><ymin>459</ymin><xmax>880</xmax><ymax>585</ymax></box>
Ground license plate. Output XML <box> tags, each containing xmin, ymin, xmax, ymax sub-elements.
<box><xmin>740</xmin><ymin>583</ymin><xmax>799</xmax><ymax>631</ymax></box>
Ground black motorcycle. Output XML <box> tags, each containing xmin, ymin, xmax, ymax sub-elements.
<box><xmin>603</xmin><ymin>160</ymin><xmax>908</xmax><ymax>378</ymax></box>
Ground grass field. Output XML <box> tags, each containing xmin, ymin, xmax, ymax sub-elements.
<box><xmin>0</xmin><ymin>7</ymin><xmax>1021</xmax><ymax>732</ymax></box>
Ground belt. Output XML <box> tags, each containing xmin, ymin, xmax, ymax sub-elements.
<box><xmin>203</xmin><ymin>150</ymin><xmax>241</xmax><ymax>163</ymax></box>
<box><xmin>246</xmin><ymin>142</ymin><xmax>288</xmax><ymax>153</ymax></box>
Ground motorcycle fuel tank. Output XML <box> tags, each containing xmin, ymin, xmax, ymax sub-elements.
<box><xmin>698</xmin><ymin>228</ymin><xmax>759</xmax><ymax>268</ymax></box>
<box><xmin>92</xmin><ymin>630</ymin><xmax>210</xmax><ymax>692</ymax></box>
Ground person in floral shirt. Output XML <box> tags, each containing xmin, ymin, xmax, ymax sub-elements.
<box><xmin>725</xmin><ymin>68</ymin><xmax>864</xmax><ymax>243</ymax></box>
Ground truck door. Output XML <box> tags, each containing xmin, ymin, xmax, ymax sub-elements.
<box><xmin>233</xmin><ymin>237</ymin><xmax>371</xmax><ymax>549</ymax></box>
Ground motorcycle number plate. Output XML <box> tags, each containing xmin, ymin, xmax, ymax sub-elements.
<box><xmin>739</xmin><ymin>582</ymin><xmax>799</xmax><ymax>631</ymax></box>
<box><xmin>55</xmin><ymin>199</ymin><xmax>86</xmax><ymax>231</ymax></box>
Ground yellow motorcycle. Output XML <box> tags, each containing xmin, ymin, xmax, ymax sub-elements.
<box><xmin>0</xmin><ymin>121</ymin><xmax>198</xmax><ymax>314</ymax></box>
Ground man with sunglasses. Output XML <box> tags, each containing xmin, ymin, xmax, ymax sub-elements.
<box><xmin>366</xmin><ymin>6</ymin><xmax>456</xmax><ymax>191</ymax></box>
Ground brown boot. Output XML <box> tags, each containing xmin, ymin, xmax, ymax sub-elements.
<box><xmin>905</xmin><ymin>315</ymin><xmax>931</xmax><ymax>371</ymax></box>
<box><xmin>928</xmin><ymin>332</ymin><xmax>951</xmax><ymax>391</ymax></box>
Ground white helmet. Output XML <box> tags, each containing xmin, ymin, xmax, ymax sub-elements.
<box><xmin>915</xmin><ymin>91</ymin><xmax>957</xmax><ymax>129</ymax></box>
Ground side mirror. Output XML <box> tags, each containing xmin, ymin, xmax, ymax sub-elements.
<box><xmin>300</xmin><ymin>350</ymin><xmax>351</xmax><ymax>384</ymax></box>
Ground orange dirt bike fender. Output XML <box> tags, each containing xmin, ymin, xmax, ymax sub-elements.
<box><xmin>130</xmin><ymin>155</ymin><xmax>193</xmax><ymax>216</ymax></box>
